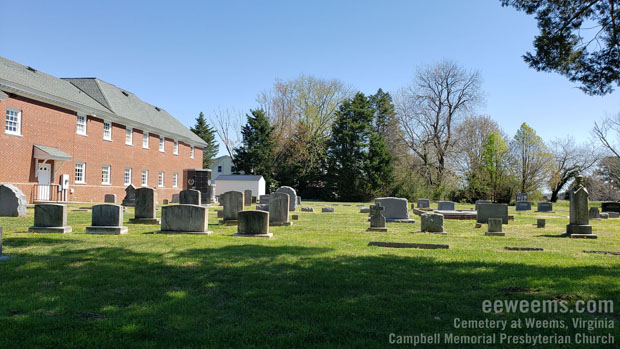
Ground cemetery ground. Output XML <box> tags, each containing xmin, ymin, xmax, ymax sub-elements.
<box><xmin>1</xmin><ymin>202</ymin><xmax>620</xmax><ymax>347</ymax></box>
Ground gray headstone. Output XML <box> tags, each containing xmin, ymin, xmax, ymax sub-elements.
<box><xmin>104</xmin><ymin>194</ymin><xmax>117</xmax><ymax>203</ymax></box>
<box><xmin>180</xmin><ymin>189</ymin><xmax>201</xmax><ymax>206</ymax></box>
<box><xmin>375</xmin><ymin>197</ymin><xmax>409</xmax><ymax>220</ymax></box>
<box><xmin>589</xmin><ymin>207</ymin><xmax>600</xmax><ymax>219</ymax></box>
<box><xmin>360</xmin><ymin>207</ymin><xmax>370</xmax><ymax>213</ymax></box>
<box><xmin>91</xmin><ymin>204</ymin><xmax>123</xmax><ymax>226</ymax></box>
<box><xmin>600</xmin><ymin>212</ymin><xmax>609</xmax><ymax>219</ymax></box>
<box><xmin>135</xmin><ymin>188</ymin><xmax>157</xmax><ymax>219</ymax></box>
<box><xmin>601</xmin><ymin>202</ymin><xmax>620</xmax><ymax>213</ymax></box>
<box><xmin>369</xmin><ymin>204</ymin><xmax>386</xmax><ymax>228</ymax></box>
<box><xmin>537</xmin><ymin>219</ymin><xmax>546</xmax><ymax>228</ymax></box>
<box><xmin>297</xmin><ymin>197</ymin><xmax>301</xmax><ymax>206</ymax></box>
<box><xmin>163</xmin><ymin>199</ymin><xmax>169</xmax><ymax>205</ymax></box>
<box><xmin>515</xmin><ymin>201</ymin><xmax>532</xmax><ymax>211</ymax></box>
<box><xmin>322</xmin><ymin>207</ymin><xmax>334</xmax><ymax>213</ymax></box>
<box><xmin>160</xmin><ymin>205</ymin><xmax>209</xmax><ymax>233</ymax></box>
<box><xmin>608</xmin><ymin>211</ymin><xmax>619</xmax><ymax>218</ymax></box>
<box><xmin>0</xmin><ymin>184</ymin><xmax>27</xmax><ymax>217</ymax></box>
<box><xmin>276</xmin><ymin>186</ymin><xmax>297</xmax><ymax>211</ymax></box>
<box><xmin>256</xmin><ymin>204</ymin><xmax>269</xmax><ymax>212</ymax></box>
<box><xmin>437</xmin><ymin>201</ymin><xmax>455</xmax><ymax>211</ymax></box>
<box><xmin>244</xmin><ymin>190</ymin><xmax>253</xmax><ymax>206</ymax></box>
<box><xmin>477</xmin><ymin>203</ymin><xmax>508</xmax><ymax>224</ymax></box>
<box><xmin>475</xmin><ymin>200</ymin><xmax>491</xmax><ymax>211</ymax></box>
<box><xmin>488</xmin><ymin>218</ymin><xmax>503</xmax><ymax>232</ymax></box>
<box><xmin>421</xmin><ymin>213</ymin><xmax>444</xmax><ymax>233</ymax></box>
<box><xmin>33</xmin><ymin>203</ymin><xmax>67</xmax><ymax>227</ymax></box>
<box><xmin>516</xmin><ymin>193</ymin><xmax>528</xmax><ymax>202</ymax></box>
<box><xmin>301</xmin><ymin>207</ymin><xmax>314</xmax><ymax>212</ymax></box>
<box><xmin>237</xmin><ymin>210</ymin><xmax>270</xmax><ymax>235</ymax></box>
<box><xmin>269</xmin><ymin>192</ymin><xmax>291</xmax><ymax>225</ymax></box>
<box><xmin>221</xmin><ymin>191</ymin><xmax>244</xmax><ymax>221</ymax></box>
<box><xmin>566</xmin><ymin>176</ymin><xmax>592</xmax><ymax>235</ymax></box>
<box><xmin>417</xmin><ymin>198</ymin><xmax>430</xmax><ymax>209</ymax></box>
<box><xmin>171</xmin><ymin>193</ymin><xmax>180</xmax><ymax>203</ymax></box>
<box><xmin>259</xmin><ymin>195</ymin><xmax>270</xmax><ymax>204</ymax></box>
<box><xmin>121</xmin><ymin>184</ymin><xmax>136</xmax><ymax>207</ymax></box>
<box><xmin>537</xmin><ymin>202</ymin><xmax>553</xmax><ymax>212</ymax></box>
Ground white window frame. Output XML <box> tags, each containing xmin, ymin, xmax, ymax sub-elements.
<box><xmin>190</xmin><ymin>146</ymin><xmax>194</xmax><ymax>159</ymax></box>
<box><xmin>125</xmin><ymin>127</ymin><xmax>133</xmax><ymax>145</ymax></box>
<box><xmin>158</xmin><ymin>171</ymin><xmax>164</xmax><ymax>187</ymax></box>
<box><xmin>142</xmin><ymin>131</ymin><xmax>149</xmax><ymax>149</ymax></box>
<box><xmin>124</xmin><ymin>168</ymin><xmax>132</xmax><ymax>186</ymax></box>
<box><xmin>76</xmin><ymin>113</ymin><xmax>87</xmax><ymax>136</ymax></box>
<box><xmin>75</xmin><ymin>162</ymin><xmax>86</xmax><ymax>184</ymax></box>
<box><xmin>173</xmin><ymin>173</ymin><xmax>178</xmax><ymax>188</ymax></box>
<box><xmin>173</xmin><ymin>140</ymin><xmax>179</xmax><ymax>155</ymax></box>
<box><xmin>5</xmin><ymin>108</ymin><xmax>22</xmax><ymax>136</ymax></box>
<box><xmin>101</xmin><ymin>165</ymin><xmax>111</xmax><ymax>185</ymax></box>
<box><xmin>142</xmin><ymin>170</ymin><xmax>149</xmax><ymax>187</ymax></box>
<box><xmin>103</xmin><ymin>120</ymin><xmax>112</xmax><ymax>141</ymax></box>
<box><xmin>159</xmin><ymin>136</ymin><xmax>165</xmax><ymax>152</ymax></box>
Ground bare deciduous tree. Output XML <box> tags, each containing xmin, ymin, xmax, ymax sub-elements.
<box><xmin>548</xmin><ymin>136</ymin><xmax>600</xmax><ymax>202</ymax></box>
<box><xmin>210</xmin><ymin>108</ymin><xmax>244</xmax><ymax>158</ymax></box>
<box><xmin>593</xmin><ymin>112</ymin><xmax>620</xmax><ymax>158</ymax></box>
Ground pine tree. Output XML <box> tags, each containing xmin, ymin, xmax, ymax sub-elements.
<box><xmin>190</xmin><ymin>112</ymin><xmax>219</xmax><ymax>168</ymax></box>
<box><xmin>232</xmin><ymin>109</ymin><xmax>277</xmax><ymax>191</ymax></box>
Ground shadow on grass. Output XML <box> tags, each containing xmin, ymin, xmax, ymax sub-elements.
<box><xmin>0</xmin><ymin>244</ymin><xmax>619</xmax><ymax>347</ymax></box>
<box><xmin>4</xmin><ymin>237</ymin><xmax>82</xmax><ymax>247</ymax></box>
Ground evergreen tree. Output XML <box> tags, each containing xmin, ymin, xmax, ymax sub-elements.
<box><xmin>190</xmin><ymin>112</ymin><xmax>219</xmax><ymax>168</ymax></box>
<box><xmin>232</xmin><ymin>109</ymin><xmax>277</xmax><ymax>191</ymax></box>
<box><xmin>367</xmin><ymin>132</ymin><xmax>393</xmax><ymax>196</ymax></box>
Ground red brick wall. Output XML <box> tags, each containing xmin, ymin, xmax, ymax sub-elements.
<box><xmin>0</xmin><ymin>94</ymin><xmax>204</xmax><ymax>203</ymax></box>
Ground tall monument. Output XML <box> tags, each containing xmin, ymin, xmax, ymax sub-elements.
<box><xmin>566</xmin><ymin>175</ymin><xmax>595</xmax><ymax>238</ymax></box>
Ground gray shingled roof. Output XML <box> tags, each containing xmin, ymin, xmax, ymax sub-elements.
<box><xmin>215</xmin><ymin>175</ymin><xmax>264</xmax><ymax>181</ymax></box>
<box><xmin>34</xmin><ymin>144</ymin><xmax>72</xmax><ymax>161</ymax></box>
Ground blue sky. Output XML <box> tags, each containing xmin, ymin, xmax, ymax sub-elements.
<box><xmin>2</xmin><ymin>0</ymin><xmax>619</xmax><ymax>156</ymax></box>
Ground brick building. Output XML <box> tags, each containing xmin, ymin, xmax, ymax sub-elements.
<box><xmin>0</xmin><ymin>56</ymin><xmax>206</xmax><ymax>203</ymax></box>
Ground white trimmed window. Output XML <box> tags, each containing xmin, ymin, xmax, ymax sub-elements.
<box><xmin>102</xmin><ymin>165</ymin><xmax>111</xmax><ymax>185</ymax></box>
<box><xmin>142</xmin><ymin>131</ymin><xmax>149</xmax><ymax>148</ymax></box>
<box><xmin>158</xmin><ymin>171</ymin><xmax>164</xmax><ymax>187</ymax></box>
<box><xmin>125</xmin><ymin>127</ymin><xmax>133</xmax><ymax>145</ymax></box>
<box><xmin>173</xmin><ymin>173</ymin><xmax>178</xmax><ymax>188</ymax></box>
<box><xmin>103</xmin><ymin>120</ymin><xmax>112</xmax><ymax>140</ymax></box>
<box><xmin>159</xmin><ymin>136</ymin><xmax>165</xmax><ymax>152</ymax></box>
<box><xmin>75</xmin><ymin>162</ymin><xmax>85</xmax><ymax>184</ymax></box>
<box><xmin>173</xmin><ymin>140</ymin><xmax>179</xmax><ymax>155</ymax></box>
<box><xmin>142</xmin><ymin>170</ymin><xmax>148</xmax><ymax>186</ymax></box>
<box><xmin>76</xmin><ymin>114</ymin><xmax>87</xmax><ymax>135</ymax></box>
<box><xmin>190</xmin><ymin>146</ymin><xmax>194</xmax><ymax>158</ymax></box>
<box><xmin>5</xmin><ymin>108</ymin><xmax>21</xmax><ymax>136</ymax></box>
<box><xmin>124</xmin><ymin>168</ymin><xmax>132</xmax><ymax>185</ymax></box>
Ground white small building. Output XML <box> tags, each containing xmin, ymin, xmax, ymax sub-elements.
<box><xmin>214</xmin><ymin>175</ymin><xmax>265</xmax><ymax>199</ymax></box>
<box><xmin>210</xmin><ymin>155</ymin><xmax>234</xmax><ymax>181</ymax></box>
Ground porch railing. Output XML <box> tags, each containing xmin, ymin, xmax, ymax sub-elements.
<box><xmin>32</xmin><ymin>184</ymin><xmax>61</xmax><ymax>202</ymax></box>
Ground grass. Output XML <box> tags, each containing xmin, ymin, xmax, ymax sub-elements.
<box><xmin>1</xmin><ymin>201</ymin><xmax>620</xmax><ymax>347</ymax></box>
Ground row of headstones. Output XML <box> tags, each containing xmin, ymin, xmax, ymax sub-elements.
<box><xmin>415</xmin><ymin>198</ymin><xmax>556</xmax><ymax>213</ymax></box>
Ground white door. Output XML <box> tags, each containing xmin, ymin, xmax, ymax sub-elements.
<box><xmin>37</xmin><ymin>163</ymin><xmax>51</xmax><ymax>200</ymax></box>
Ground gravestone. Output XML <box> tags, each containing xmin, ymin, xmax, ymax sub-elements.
<box><xmin>515</xmin><ymin>201</ymin><xmax>532</xmax><ymax>211</ymax></box>
<box><xmin>259</xmin><ymin>195</ymin><xmax>270</xmax><ymax>204</ymax></box>
<box><xmin>234</xmin><ymin>210</ymin><xmax>272</xmax><ymax>238</ymax></box>
<box><xmin>244</xmin><ymin>190</ymin><xmax>253</xmax><ymax>206</ymax></box>
<box><xmin>297</xmin><ymin>197</ymin><xmax>301</xmax><ymax>206</ymax></box>
<box><xmin>367</xmin><ymin>204</ymin><xmax>387</xmax><ymax>232</ymax></box>
<box><xmin>86</xmin><ymin>204</ymin><xmax>128</xmax><ymax>234</ymax></box>
<box><xmin>180</xmin><ymin>189</ymin><xmax>201</xmax><ymax>206</ymax></box>
<box><xmin>159</xmin><ymin>205</ymin><xmax>211</xmax><ymax>234</ymax></box>
<box><xmin>417</xmin><ymin>198</ymin><xmax>430</xmax><ymax>209</ymax></box>
<box><xmin>163</xmin><ymin>199</ymin><xmax>169</xmax><ymax>205</ymax></box>
<box><xmin>269</xmin><ymin>192</ymin><xmax>292</xmax><ymax>226</ymax></box>
<box><xmin>129</xmin><ymin>187</ymin><xmax>160</xmax><ymax>224</ymax></box>
<box><xmin>516</xmin><ymin>193</ymin><xmax>528</xmax><ymax>202</ymax></box>
<box><xmin>292</xmin><ymin>214</ymin><xmax>299</xmax><ymax>220</ymax></box>
<box><xmin>375</xmin><ymin>197</ymin><xmax>415</xmax><ymax>223</ymax></box>
<box><xmin>256</xmin><ymin>204</ymin><xmax>269</xmax><ymax>212</ymax></box>
<box><xmin>171</xmin><ymin>193</ymin><xmax>180</xmax><ymax>203</ymax></box>
<box><xmin>486</xmin><ymin>218</ymin><xmax>504</xmax><ymax>236</ymax></box>
<box><xmin>28</xmin><ymin>204</ymin><xmax>72</xmax><ymax>233</ymax></box>
<box><xmin>220</xmin><ymin>191</ymin><xmax>244</xmax><ymax>224</ymax></box>
<box><xmin>566</xmin><ymin>175</ymin><xmax>594</xmax><ymax>237</ymax></box>
<box><xmin>301</xmin><ymin>207</ymin><xmax>314</xmax><ymax>212</ymax></box>
<box><xmin>601</xmin><ymin>212</ymin><xmax>609</xmax><ymax>219</ymax></box>
<box><xmin>537</xmin><ymin>219</ymin><xmax>546</xmax><ymax>228</ymax></box>
<box><xmin>217</xmin><ymin>210</ymin><xmax>223</xmax><ymax>218</ymax></box>
<box><xmin>601</xmin><ymin>202</ymin><xmax>620</xmax><ymax>213</ymax></box>
<box><xmin>0</xmin><ymin>184</ymin><xmax>27</xmax><ymax>217</ymax></box>
<box><xmin>589</xmin><ymin>207</ymin><xmax>601</xmax><ymax>220</ymax></box>
<box><xmin>608</xmin><ymin>211</ymin><xmax>620</xmax><ymax>218</ymax></box>
<box><xmin>104</xmin><ymin>194</ymin><xmax>117</xmax><ymax>203</ymax></box>
<box><xmin>421</xmin><ymin>213</ymin><xmax>445</xmax><ymax>234</ymax></box>
<box><xmin>475</xmin><ymin>200</ymin><xmax>491</xmax><ymax>211</ymax></box>
<box><xmin>477</xmin><ymin>203</ymin><xmax>508</xmax><ymax>224</ymax></box>
<box><xmin>537</xmin><ymin>202</ymin><xmax>553</xmax><ymax>212</ymax></box>
<box><xmin>121</xmin><ymin>184</ymin><xmax>136</xmax><ymax>207</ymax></box>
<box><xmin>437</xmin><ymin>201</ymin><xmax>455</xmax><ymax>211</ymax></box>
<box><xmin>276</xmin><ymin>186</ymin><xmax>297</xmax><ymax>211</ymax></box>
<box><xmin>322</xmin><ymin>207</ymin><xmax>334</xmax><ymax>213</ymax></box>
<box><xmin>360</xmin><ymin>207</ymin><xmax>370</xmax><ymax>214</ymax></box>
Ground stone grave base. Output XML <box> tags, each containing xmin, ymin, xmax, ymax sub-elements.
<box><xmin>505</xmin><ymin>246</ymin><xmax>544</xmax><ymax>251</ymax></box>
<box><xmin>475</xmin><ymin>223</ymin><xmax>482</xmax><ymax>228</ymax></box>
<box><xmin>570</xmin><ymin>234</ymin><xmax>598</xmax><ymax>239</ymax></box>
<box><xmin>129</xmin><ymin>218</ymin><xmax>161</xmax><ymax>224</ymax></box>
<box><xmin>367</xmin><ymin>227</ymin><xmax>388</xmax><ymax>232</ymax></box>
<box><xmin>292</xmin><ymin>215</ymin><xmax>299</xmax><ymax>220</ymax></box>
<box><xmin>386</xmin><ymin>219</ymin><xmax>416</xmax><ymax>223</ymax></box>
<box><xmin>485</xmin><ymin>232</ymin><xmax>505</xmax><ymax>237</ymax></box>
<box><xmin>157</xmin><ymin>230</ymin><xmax>213</xmax><ymax>235</ymax></box>
<box><xmin>368</xmin><ymin>241</ymin><xmax>449</xmax><ymax>249</ymax></box>
<box><xmin>566</xmin><ymin>224</ymin><xmax>592</xmax><ymax>235</ymax></box>
<box><xmin>583</xmin><ymin>250</ymin><xmax>620</xmax><ymax>256</ymax></box>
<box><xmin>434</xmin><ymin>210</ymin><xmax>477</xmax><ymax>220</ymax></box>
<box><xmin>85</xmin><ymin>226</ymin><xmax>128</xmax><ymax>235</ymax></box>
<box><xmin>220</xmin><ymin>220</ymin><xmax>239</xmax><ymax>226</ymax></box>
<box><xmin>535</xmin><ymin>211</ymin><xmax>555</xmax><ymax>213</ymax></box>
<box><xmin>269</xmin><ymin>222</ymin><xmax>293</xmax><ymax>227</ymax></box>
<box><xmin>233</xmin><ymin>233</ymin><xmax>273</xmax><ymax>238</ymax></box>
<box><xmin>28</xmin><ymin>226</ymin><xmax>72</xmax><ymax>234</ymax></box>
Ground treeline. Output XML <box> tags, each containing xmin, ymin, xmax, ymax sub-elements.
<box><xmin>195</xmin><ymin>60</ymin><xmax>616</xmax><ymax>202</ymax></box>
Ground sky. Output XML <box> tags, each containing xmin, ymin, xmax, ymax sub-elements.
<box><xmin>2</xmin><ymin>0</ymin><xmax>619</xmax><ymax>156</ymax></box>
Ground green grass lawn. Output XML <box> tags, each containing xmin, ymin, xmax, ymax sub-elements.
<box><xmin>1</xmin><ymin>201</ymin><xmax>619</xmax><ymax>347</ymax></box>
